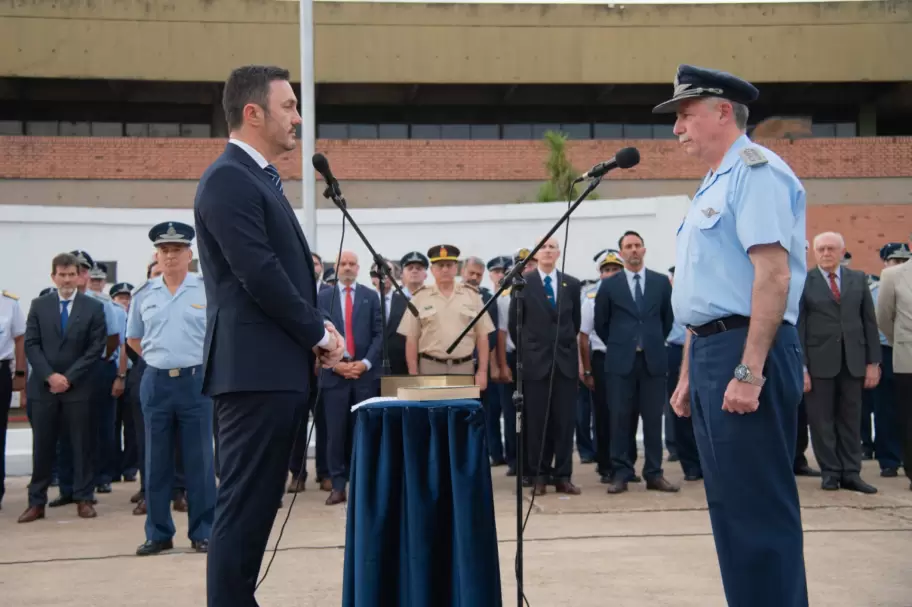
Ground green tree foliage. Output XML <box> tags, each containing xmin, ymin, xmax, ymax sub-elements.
<box><xmin>535</xmin><ymin>130</ymin><xmax>582</xmax><ymax>203</ymax></box>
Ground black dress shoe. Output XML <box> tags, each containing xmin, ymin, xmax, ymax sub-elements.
<box><xmin>191</xmin><ymin>539</ymin><xmax>209</xmax><ymax>553</ymax></box>
<box><xmin>130</xmin><ymin>490</ymin><xmax>144</xmax><ymax>504</ymax></box>
<box><xmin>646</xmin><ymin>477</ymin><xmax>680</xmax><ymax>493</ymax></box>
<box><xmin>821</xmin><ymin>477</ymin><xmax>839</xmax><ymax>491</ymax></box>
<box><xmin>96</xmin><ymin>484</ymin><xmax>112</xmax><ymax>494</ymax></box>
<box><xmin>605</xmin><ymin>480</ymin><xmax>628</xmax><ymax>494</ymax></box>
<box><xmin>491</xmin><ymin>458</ymin><xmax>507</xmax><ymax>467</ymax></box>
<box><xmin>136</xmin><ymin>539</ymin><xmax>173</xmax><ymax>556</ymax></box>
<box><xmin>880</xmin><ymin>468</ymin><xmax>898</xmax><ymax>478</ymax></box>
<box><xmin>861</xmin><ymin>450</ymin><xmax>874</xmax><ymax>461</ymax></box>
<box><xmin>631</xmin><ymin>474</ymin><xmax>642</xmax><ymax>483</ymax></box>
<box><xmin>600</xmin><ymin>475</ymin><xmax>613</xmax><ymax>484</ymax></box>
<box><xmin>667</xmin><ymin>453</ymin><xmax>680</xmax><ymax>463</ymax></box>
<box><xmin>794</xmin><ymin>465</ymin><xmax>821</xmax><ymax>477</ymax></box>
<box><xmin>841</xmin><ymin>476</ymin><xmax>877</xmax><ymax>494</ymax></box>
<box><xmin>684</xmin><ymin>473</ymin><xmax>704</xmax><ymax>481</ymax></box>
<box><xmin>123</xmin><ymin>474</ymin><xmax>137</xmax><ymax>483</ymax></box>
<box><xmin>49</xmin><ymin>495</ymin><xmax>74</xmax><ymax>508</ymax></box>
<box><xmin>505</xmin><ymin>466</ymin><xmax>516</xmax><ymax>477</ymax></box>
<box><xmin>580</xmin><ymin>457</ymin><xmax>595</xmax><ymax>465</ymax></box>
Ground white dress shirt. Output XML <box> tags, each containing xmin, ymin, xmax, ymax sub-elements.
<box><xmin>623</xmin><ymin>267</ymin><xmax>646</xmax><ymax>300</ymax></box>
<box><xmin>819</xmin><ymin>265</ymin><xmax>841</xmax><ymax>292</ymax></box>
<box><xmin>338</xmin><ymin>282</ymin><xmax>372</xmax><ymax>371</ymax></box>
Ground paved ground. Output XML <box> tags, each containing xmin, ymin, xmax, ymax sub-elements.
<box><xmin>1</xmin><ymin>452</ymin><xmax>911</xmax><ymax>606</ymax></box>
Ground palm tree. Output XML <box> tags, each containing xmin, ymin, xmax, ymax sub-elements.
<box><xmin>536</xmin><ymin>130</ymin><xmax>582</xmax><ymax>203</ymax></box>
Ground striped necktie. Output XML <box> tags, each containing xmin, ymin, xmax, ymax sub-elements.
<box><xmin>263</xmin><ymin>164</ymin><xmax>284</xmax><ymax>195</ymax></box>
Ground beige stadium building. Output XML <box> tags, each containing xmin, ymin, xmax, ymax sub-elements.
<box><xmin>1</xmin><ymin>0</ymin><xmax>911</xmax><ymax>274</ymax></box>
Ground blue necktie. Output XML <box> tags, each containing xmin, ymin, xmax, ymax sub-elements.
<box><xmin>544</xmin><ymin>275</ymin><xmax>556</xmax><ymax>308</ymax></box>
<box><xmin>634</xmin><ymin>274</ymin><xmax>644</xmax><ymax>349</ymax></box>
<box><xmin>60</xmin><ymin>300</ymin><xmax>70</xmax><ymax>333</ymax></box>
<box><xmin>264</xmin><ymin>164</ymin><xmax>284</xmax><ymax>195</ymax></box>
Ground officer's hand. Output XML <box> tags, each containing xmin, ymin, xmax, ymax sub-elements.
<box><xmin>333</xmin><ymin>362</ymin><xmax>352</xmax><ymax>376</ymax></box>
<box><xmin>670</xmin><ymin>379</ymin><xmax>691</xmax><ymax>417</ymax></box>
<box><xmin>864</xmin><ymin>364</ymin><xmax>880</xmax><ymax>390</ymax></box>
<box><xmin>12</xmin><ymin>376</ymin><xmax>26</xmax><ymax>392</ymax></box>
<box><xmin>111</xmin><ymin>377</ymin><xmax>125</xmax><ymax>398</ymax></box>
<box><xmin>475</xmin><ymin>369</ymin><xmax>488</xmax><ymax>392</ymax></box>
<box><xmin>319</xmin><ymin>330</ymin><xmax>345</xmax><ymax>368</ymax></box>
<box><xmin>722</xmin><ymin>379</ymin><xmax>761</xmax><ymax>415</ymax></box>
<box><xmin>48</xmin><ymin>373</ymin><xmax>69</xmax><ymax>394</ymax></box>
<box><xmin>500</xmin><ymin>365</ymin><xmax>513</xmax><ymax>384</ymax></box>
<box><xmin>348</xmin><ymin>362</ymin><xmax>367</xmax><ymax>378</ymax></box>
<box><xmin>803</xmin><ymin>371</ymin><xmax>812</xmax><ymax>393</ymax></box>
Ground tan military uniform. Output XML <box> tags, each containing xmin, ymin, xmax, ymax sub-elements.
<box><xmin>397</xmin><ymin>283</ymin><xmax>495</xmax><ymax>375</ymax></box>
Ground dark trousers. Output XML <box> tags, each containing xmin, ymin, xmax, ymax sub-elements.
<box><xmin>29</xmin><ymin>395</ymin><xmax>96</xmax><ymax>505</ymax></box>
<box><xmin>590</xmin><ymin>351</ymin><xmax>611</xmax><ymax>477</ymax></box>
<box><xmin>325</xmin><ymin>379</ymin><xmax>378</xmax><ymax>491</ymax></box>
<box><xmin>501</xmin><ymin>351</ymin><xmax>518</xmax><ymax>468</ymax></box>
<box><xmin>208</xmin><ymin>391</ymin><xmax>303</xmax><ymax>607</ymax></box>
<box><xmin>131</xmin><ymin>360</ymin><xmax>185</xmax><ymax>496</ymax></box>
<box><xmin>690</xmin><ymin>324</ymin><xmax>807</xmax><ymax>607</ymax></box>
<box><xmin>524</xmin><ymin>373</ymin><xmax>577</xmax><ymax>482</ymax></box>
<box><xmin>666</xmin><ymin>344</ymin><xmax>701</xmax><ymax>477</ymax></box>
<box><xmin>794</xmin><ymin>397</ymin><xmax>811</xmax><ymax>470</ymax></box>
<box><xmin>873</xmin><ymin>346</ymin><xmax>903</xmax><ymax>470</ymax></box>
<box><xmin>806</xmin><ymin>359</ymin><xmax>864</xmax><ymax>481</ymax></box>
<box><xmin>94</xmin><ymin>360</ymin><xmax>118</xmax><ymax>486</ymax></box>
<box><xmin>115</xmin><ymin>386</ymin><xmax>139</xmax><ymax>478</ymax></box>
<box><xmin>58</xmin><ymin>361</ymin><xmax>109</xmax><ymax>497</ymax></box>
<box><xmin>575</xmin><ymin>382</ymin><xmax>596</xmax><ymax>461</ymax></box>
<box><xmin>894</xmin><ymin>372</ymin><xmax>912</xmax><ymax>482</ymax></box>
<box><xmin>608</xmin><ymin>352</ymin><xmax>666</xmax><ymax>482</ymax></box>
<box><xmin>0</xmin><ymin>363</ymin><xmax>11</xmax><ymax>505</ymax></box>
<box><xmin>482</xmin><ymin>382</ymin><xmax>505</xmax><ymax>463</ymax></box>
<box><xmin>288</xmin><ymin>380</ymin><xmax>327</xmax><ymax>482</ymax></box>
<box><xmin>25</xmin><ymin>398</ymin><xmax>59</xmax><ymax>484</ymax></box>
<box><xmin>141</xmin><ymin>365</ymin><xmax>215</xmax><ymax>542</ymax></box>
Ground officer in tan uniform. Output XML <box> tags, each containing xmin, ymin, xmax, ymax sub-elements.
<box><xmin>398</xmin><ymin>245</ymin><xmax>495</xmax><ymax>389</ymax></box>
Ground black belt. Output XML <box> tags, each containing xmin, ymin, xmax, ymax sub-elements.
<box><xmin>0</xmin><ymin>359</ymin><xmax>10</xmax><ymax>366</ymax></box>
<box><xmin>420</xmin><ymin>353</ymin><xmax>474</xmax><ymax>365</ymax></box>
<box><xmin>687</xmin><ymin>315</ymin><xmax>751</xmax><ymax>338</ymax></box>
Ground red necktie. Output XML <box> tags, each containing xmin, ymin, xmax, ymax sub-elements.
<box><xmin>828</xmin><ymin>272</ymin><xmax>841</xmax><ymax>303</ymax></box>
<box><xmin>345</xmin><ymin>286</ymin><xmax>356</xmax><ymax>356</ymax></box>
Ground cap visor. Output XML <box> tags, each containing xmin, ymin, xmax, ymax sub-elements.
<box><xmin>652</xmin><ymin>91</ymin><xmax>705</xmax><ymax>114</ymax></box>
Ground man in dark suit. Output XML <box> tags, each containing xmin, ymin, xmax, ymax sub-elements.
<box><xmin>18</xmin><ymin>252</ymin><xmax>107</xmax><ymax>523</ymax></box>
<box><xmin>508</xmin><ymin>237</ymin><xmax>582</xmax><ymax>495</ymax></box>
<box><xmin>799</xmin><ymin>231</ymin><xmax>880</xmax><ymax>493</ymax></box>
<box><xmin>317</xmin><ymin>251</ymin><xmax>382</xmax><ymax>505</ymax></box>
<box><xmin>194</xmin><ymin>65</ymin><xmax>344</xmax><ymax>607</ymax></box>
<box><xmin>596</xmin><ymin>231</ymin><xmax>678</xmax><ymax>494</ymax></box>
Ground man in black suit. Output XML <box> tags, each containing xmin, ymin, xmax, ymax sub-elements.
<box><xmin>596</xmin><ymin>231</ymin><xmax>678</xmax><ymax>494</ymax></box>
<box><xmin>799</xmin><ymin>231</ymin><xmax>880</xmax><ymax>493</ymax></box>
<box><xmin>508</xmin><ymin>237</ymin><xmax>582</xmax><ymax>495</ymax></box>
<box><xmin>18</xmin><ymin>252</ymin><xmax>107</xmax><ymax>523</ymax></box>
<box><xmin>317</xmin><ymin>251</ymin><xmax>382</xmax><ymax>505</ymax></box>
<box><xmin>194</xmin><ymin>65</ymin><xmax>344</xmax><ymax>607</ymax></box>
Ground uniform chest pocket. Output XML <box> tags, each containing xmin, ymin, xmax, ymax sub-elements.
<box><xmin>418</xmin><ymin>306</ymin><xmax>437</xmax><ymax>326</ymax></box>
<box><xmin>697</xmin><ymin>210</ymin><xmax>723</xmax><ymax>231</ymax></box>
<box><xmin>140</xmin><ymin>302</ymin><xmax>166</xmax><ymax>324</ymax></box>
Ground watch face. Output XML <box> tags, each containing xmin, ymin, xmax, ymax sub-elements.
<box><xmin>734</xmin><ymin>365</ymin><xmax>749</xmax><ymax>380</ymax></box>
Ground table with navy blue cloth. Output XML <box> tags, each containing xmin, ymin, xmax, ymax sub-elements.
<box><xmin>342</xmin><ymin>398</ymin><xmax>503</xmax><ymax>607</ymax></box>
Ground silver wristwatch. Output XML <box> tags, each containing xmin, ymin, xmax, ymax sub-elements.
<box><xmin>733</xmin><ymin>364</ymin><xmax>765</xmax><ymax>387</ymax></box>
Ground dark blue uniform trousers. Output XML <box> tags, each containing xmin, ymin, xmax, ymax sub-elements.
<box><xmin>94</xmin><ymin>359</ymin><xmax>119</xmax><ymax>486</ymax></box>
<box><xmin>873</xmin><ymin>345</ymin><xmax>903</xmax><ymax>470</ymax></box>
<box><xmin>140</xmin><ymin>365</ymin><xmax>215</xmax><ymax>543</ymax></box>
<box><xmin>666</xmin><ymin>344</ymin><xmax>702</xmax><ymax>478</ymax></box>
<box><xmin>208</xmin><ymin>391</ymin><xmax>303</xmax><ymax>607</ymax></box>
<box><xmin>483</xmin><ymin>381</ymin><xmax>506</xmax><ymax>463</ymax></box>
<box><xmin>500</xmin><ymin>351</ymin><xmax>518</xmax><ymax>469</ymax></box>
<box><xmin>690</xmin><ymin>324</ymin><xmax>808</xmax><ymax>607</ymax></box>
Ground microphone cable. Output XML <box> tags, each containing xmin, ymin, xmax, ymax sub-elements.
<box><xmin>256</xmin><ymin>213</ymin><xmax>348</xmax><ymax>590</ymax></box>
<box><xmin>515</xmin><ymin>180</ymin><xmax>581</xmax><ymax>607</ymax></box>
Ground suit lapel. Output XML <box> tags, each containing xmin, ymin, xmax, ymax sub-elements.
<box><xmin>616</xmin><ymin>273</ymin><xmax>639</xmax><ymax>316</ymax></box>
<box><xmin>814</xmin><ymin>267</ymin><xmax>840</xmax><ymax>304</ymax></box>
<box><xmin>529</xmin><ymin>271</ymin><xmax>557</xmax><ymax>319</ymax></box>
<box><xmin>64</xmin><ymin>294</ymin><xmax>85</xmax><ymax>340</ymax></box>
<box><xmin>50</xmin><ymin>296</ymin><xmax>63</xmax><ymax>338</ymax></box>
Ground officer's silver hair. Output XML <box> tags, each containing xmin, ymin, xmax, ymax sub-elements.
<box><xmin>709</xmin><ymin>97</ymin><xmax>749</xmax><ymax>130</ymax></box>
<box><xmin>463</xmin><ymin>256</ymin><xmax>486</xmax><ymax>270</ymax></box>
<box><xmin>813</xmin><ymin>231</ymin><xmax>846</xmax><ymax>250</ymax></box>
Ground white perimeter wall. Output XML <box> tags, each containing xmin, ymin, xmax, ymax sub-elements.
<box><xmin>1</xmin><ymin>195</ymin><xmax>689</xmax><ymax>312</ymax></box>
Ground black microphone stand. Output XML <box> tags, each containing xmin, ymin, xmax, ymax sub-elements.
<box><xmin>445</xmin><ymin>175</ymin><xmax>602</xmax><ymax>607</ymax></box>
<box><xmin>320</xmin><ymin>182</ymin><xmax>418</xmax><ymax>377</ymax></box>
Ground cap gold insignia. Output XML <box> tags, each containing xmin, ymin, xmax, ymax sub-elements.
<box><xmin>439</xmin><ymin>246</ymin><xmax>448</xmax><ymax>258</ymax></box>
<box><xmin>701</xmin><ymin>208</ymin><xmax>719</xmax><ymax>218</ymax></box>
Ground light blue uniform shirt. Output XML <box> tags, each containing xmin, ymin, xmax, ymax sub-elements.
<box><xmin>115</xmin><ymin>301</ymin><xmax>133</xmax><ymax>369</ymax></box>
<box><xmin>869</xmin><ymin>282</ymin><xmax>890</xmax><ymax>347</ymax></box>
<box><xmin>671</xmin><ymin>135</ymin><xmax>807</xmax><ymax>327</ymax></box>
<box><xmin>666</xmin><ymin>321</ymin><xmax>687</xmax><ymax>346</ymax></box>
<box><xmin>85</xmin><ymin>289</ymin><xmax>123</xmax><ymax>361</ymax></box>
<box><xmin>126</xmin><ymin>274</ymin><xmax>207</xmax><ymax>369</ymax></box>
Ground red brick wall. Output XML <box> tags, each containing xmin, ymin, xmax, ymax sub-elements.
<box><xmin>2</xmin><ymin>136</ymin><xmax>911</xmax><ymax>181</ymax></box>
<box><xmin>808</xmin><ymin>205</ymin><xmax>910</xmax><ymax>276</ymax></box>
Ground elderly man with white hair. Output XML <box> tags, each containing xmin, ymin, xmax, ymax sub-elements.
<box><xmin>798</xmin><ymin>231</ymin><xmax>881</xmax><ymax>494</ymax></box>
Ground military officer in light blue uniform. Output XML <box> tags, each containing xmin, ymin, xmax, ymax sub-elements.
<box><xmin>127</xmin><ymin>221</ymin><xmax>215</xmax><ymax>557</ymax></box>
<box><xmin>656</xmin><ymin>65</ymin><xmax>809</xmax><ymax>607</ymax></box>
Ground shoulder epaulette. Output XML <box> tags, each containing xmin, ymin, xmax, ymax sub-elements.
<box><xmin>131</xmin><ymin>281</ymin><xmax>151</xmax><ymax>297</ymax></box>
<box><xmin>462</xmin><ymin>283</ymin><xmax>479</xmax><ymax>293</ymax></box>
<box><xmin>739</xmin><ymin>147</ymin><xmax>768</xmax><ymax>167</ymax></box>
<box><xmin>411</xmin><ymin>285</ymin><xmax>427</xmax><ymax>296</ymax></box>
<box><xmin>2</xmin><ymin>290</ymin><xmax>19</xmax><ymax>300</ymax></box>
<box><xmin>501</xmin><ymin>287</ymin><xmax>512</xmax><ymax>297</ymax></box>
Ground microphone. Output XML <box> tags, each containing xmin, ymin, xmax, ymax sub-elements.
<box><xmin>312</xmin><ymin>153</ymin><xmax>339</xmax><ymax>191</ymax></box>
<box><xmin>574</xmin><ymin>147</ymin><xmax>640</xmax><ymax>182</ymax></box>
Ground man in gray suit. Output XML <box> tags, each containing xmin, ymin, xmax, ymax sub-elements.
<box><xmin>799</xmin><ymin>232</ymin><xmax>881</xmax><ymax>493</ymax></box>
<box><xmin>18</xmin><ymin>252</ymin><xmax>107</xmax><ymax>523</ymax></box>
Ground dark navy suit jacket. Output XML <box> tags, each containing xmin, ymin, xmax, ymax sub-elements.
<box><xmin>318</xmin><ymin>283</ymin><xmax>382</xmax><ymax>389</ymax></box>
<box><xmin>594</xmin><ymin>269</ymin><xmax>674</xmax><ymax>377</ymax></box>
<box><xmin>194</xmin><ymin>142</ymin><xmax>327</xmax><ymax>396</ymax></box>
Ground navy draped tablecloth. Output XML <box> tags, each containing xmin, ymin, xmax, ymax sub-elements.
<box><xmin>342</xmin><ymin>399</ymin><xmax>503</xmax><ymax>607</ymax></box>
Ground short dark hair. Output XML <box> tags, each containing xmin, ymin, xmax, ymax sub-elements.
<box><xmin>312</xmin><ymin>252</ymin><xmax>323</xmax><ymax>263</ymax></box>
<box><xmin>51</xmin><ymin>252</ymin><xmax>79</xmax><ymax>275</ymax></box>
<box><xmin>146</xmin><ymin>261</ymin><xmax>158</xmax><ymax>279</ymax></box>
<box><xmin>222</xmin><ymin>65</ymin><xmax>291</xmax><ymax>131</ymax></box>
<box><xmin>618</xmin><ymin>230</ymin><xmax>644</xmax><ymax>249</ymax></box>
